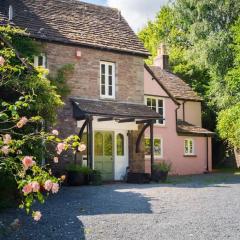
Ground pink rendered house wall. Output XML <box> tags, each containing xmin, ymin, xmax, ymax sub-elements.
<box><xmin>144</xmin><ymin>69</ymin><xmax>212</xmax><ymax>175</ymax></box>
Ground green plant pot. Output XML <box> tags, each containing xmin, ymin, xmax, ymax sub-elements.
<box><xmin>90</xmin><ymin>171</ymin><xmax>102</xmax><ymax>185</ymax></box>
<box><xmin>159</xmin><ymin>171</ymin><xmax>168</xmax><ymax>182</ymax></box>
<box><xmin>67</xmin><ymin>171</ymin><xmax>85</xmax><ymax>186</ymax></box>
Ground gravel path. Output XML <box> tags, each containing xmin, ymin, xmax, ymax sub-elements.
<box><xmin>1</xmin><ymin>173</ymin><xmax>240</xmax><ymax>240</ymax></box>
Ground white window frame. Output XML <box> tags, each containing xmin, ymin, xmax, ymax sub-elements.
<box><xmin>184</xmin><ymin>138</ymin><xmax>195</xmax><ymax>156</ymax></box>
<box><xmin>9</xmin><ymin>5</ymin><xmax>13</xmax><ymax>21</ymax></box>
<box><xmin>100</xmin><ymin>61</ymin><xmax>116</xmax><ymax>99</ymax></box>
<box><xmin>145</xmin><ymin>96</ymin><xmax>165</xmax><ymax>126</ymax></box>
<box><xmin>34</xmin><ymin>53</ymin><xmax>47</xmax><ymax>68</ymax></box>
<box><xmin>145</xmin><ymin>137</ymin><xmax>163</xmax><ymax>158</ymax></box>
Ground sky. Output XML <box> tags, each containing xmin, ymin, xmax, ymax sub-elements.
<box><xmin>81</xmin><ymin>0</ymin><xmax>168</xmax><ymax>32</ymax></box>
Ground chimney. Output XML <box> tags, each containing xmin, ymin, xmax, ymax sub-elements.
<box><xmin>153</xmin><ymin>43</ymin><xmax>169</xmax><ymax>70</ymax></box>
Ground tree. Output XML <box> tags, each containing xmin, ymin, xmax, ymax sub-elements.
<box><xmin>0</xmin><ymin>26</ymin><xmax>85</xmax><ymax>221</ymax></box>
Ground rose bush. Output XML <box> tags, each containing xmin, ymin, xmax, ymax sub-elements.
<box><xmin>0</xmin><ymin>95</ymin><xmax>84</xmax><ymax>221</ymax></box>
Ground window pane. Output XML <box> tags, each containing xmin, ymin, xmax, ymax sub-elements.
<box><xmin>104</xmin><ymin>133</ymin><xmax>113</xmax><ymax>156</ymax></box>
<box><xmin>38</xmin><ymin>56</ymin><xmax>43</xmax><ymax>66</ymax></box>
<box><xmin>158</xmin><ymin>100</ymin><xmax>163</xmax><ymax>107</ymax></box>
<box><xmin>109</xmin><ymin>86</ymin><xmax>112</xmax><ymax>96</ymax></box>
<box><xmin>109</xmin><ymin>65</ymin><xmax>112</xmax><ymax>75</ymax></box>
<box><xmin>189</xmin><ymin>140</ymin><xmax>193</xmax><ymax>153</ymax></box>
<box><xmin>158</xmin><ymin>108</ymin><xmax>163</xmax><ymax>116</ymax></box>
<box><xmin>184</xmin><ymin>140</ymin><xmax>189</xmax><ymax>154</ymax></box>
<box><xmin>147</xmin><ymin>98</ymin><xmax>151</xmax><ymax>107</ymax></box>
<box><xmin>101</xmin><ymin>64</ymin><xmax>105</xmax><ymax>74</ymax></box>
<box><xmin>109</xmin><ymin>76</ymin><xmax>112</xmax><ymax>85</ymax></box>
<box><xmin>94</xmin><ymin>132</ymin><xmax>103</xmax><ymax>156</ymax></box>
<box><xmin>101</xmin><ymin>85</ymin><xmax>105</xmax><ymax>95</ymax></box>
<box><xmin>117</xmin><ymin>134</ymin><xmax>124</xmax><ymax>156</ymax></box>
<box><xmin>101</xmin><ymin>74</ymin><xmax>105</xmax><ymax>84</ymax></box>
<box><xmin>144</xmin><ymin>139</ymin><xmax>151</xmax><ymax>155</ymax></box>
<box><xmin>152</xmin><ymin>99</ymin><xmax>156</xmax><ymax>107</ymax></box>
<box><xmin>154</xmin><ymin>139</ymin><xmax>161</xmax><ymax>156</ymax></box>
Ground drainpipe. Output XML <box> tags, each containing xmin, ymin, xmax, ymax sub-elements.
<box><xmin>182</xmin><ymin>101</ymin><xmax>186</xmax><ymax>122</ymax></box>
<box><xmin>175</xmin><ymin>105</ymin><xmax>181</xmax><ymax>131</ymax></box>
<box><xmin>206</xmin><ymin>135</ymin><xmax>209</xmax><ymax>172</ymax></box>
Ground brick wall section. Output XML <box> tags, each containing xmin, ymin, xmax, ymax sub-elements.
<box><xmin>44</xmin><ymin>42</ymin><xmax>144</xmax><ymax>103</ymax></box>
<box><xmin>43</xmin><ymin>42</ymin><xmax>146</xmax><ymax>173</ymax></box>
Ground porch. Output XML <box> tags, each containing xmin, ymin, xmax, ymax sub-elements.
<box><xmin>71</xmin><ymin>98</ymin><xmax>161</xmax><ymax>181</ymax></box>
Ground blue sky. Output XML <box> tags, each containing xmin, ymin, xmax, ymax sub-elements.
<box><xmin>81</xmin><ymin>0</ymin><xmax>168</xmax><ymax>32</ymax></box>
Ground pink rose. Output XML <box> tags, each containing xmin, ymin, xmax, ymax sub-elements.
<box><xmin>51</xmin><ymin>183</ymin><xmax>59</xmax><ymax>194</ymax></box>
<box><xmin>33</xmin><ymin>211</ymin><xmax>42</xmax><ymax>221</ymax></box>
<box><xmin>52</xmin><ymin>130</ymin><xmax>59</xmax><ymax>136</ymax></box>
<box><xmin>22</xmin><ymin>183</ymin><xmax>32</xmax><ymax>195</ymax></box>
<box><xmin>16</xmin><ymin>117</ymin><xmax>28</xmax><ymax>128</ymax></box>
<box><xmin>78</xmin><ymin>144</ymin><xmax>86</xmax><ymax>152</ymax></box>
<box><xmin>56</xmin><ymin>143</ymin><xmax>65</xmax><ymax>155</ymax></box>
<box><xmin>44</xmin><ymin>180</ymin><xmax>53</xmax><ymax>191</ymax></box>
<box><xmin>0</xmin><ymin>56</ymin><xmax>5</xmax><ymax>66</ymax></box>
<box><xmin>31</xmin><ymin>181</ymin><xmax>40</xmax><ymax>192</ymax></box>
<box><xmin>53</xmin><ymin>156</ymin><xmax>59</xmax><ymax>163</ymax></box>
<box><xmin>3</xmin><ymin>134</ymin><xmax>11</xmax><ymax>145</ymax></box>
<box><xmin>1</xmin><ymin>146</ymin><xmax>10</xmax><ymax>155</ymax></box>
<box><xmin>22</xmin><ymin>156</ymin><xmax>35</xmax><ymax>170</ymax></box>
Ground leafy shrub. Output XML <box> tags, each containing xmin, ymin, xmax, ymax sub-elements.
<box><xmin>66</xmin><ymin>164</ymin><xmax>93</xmax><ymax>174</ymax></box>
<box><xmin>153</xmin><ymin>161</ymin><xmax>172</xmax><ymax>172</ymax></box>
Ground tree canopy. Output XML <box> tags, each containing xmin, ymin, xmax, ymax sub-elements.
<box><xmin>139</xmin><ymin>0</ymin><xmax>240</xmax><ymax>148</ymax></box>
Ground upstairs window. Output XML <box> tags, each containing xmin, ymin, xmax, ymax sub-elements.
<box><xmin>145</xmin><ymin>96</ymin><xmax>165</xmax><ymax>125</ymax></box>
<box><xmin>184</xmin><ymin>139</ymin><xmax>195</xmax><ymax>156</ymax></box>
<box><xmin>34</xmin><ymin>54</ymin><xmax>47</xmax><ymax>68</ymax></box>
<box><xmin>100</xmin><ymin>61</ymin><xmax>115</xmax><ymax>99</ymax></box>
<box><xmin>9</xmin><ymin>5</ymin><xmax>13</xmax><ymax>21</ymax></box>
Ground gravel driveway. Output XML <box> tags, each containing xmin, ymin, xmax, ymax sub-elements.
<box><xmin>1</xmin><ymin>173</ymin><xmax>240</xmax><ymax>240</ymax></box>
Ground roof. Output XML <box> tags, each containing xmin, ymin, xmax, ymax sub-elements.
<box><xmin>177</xmin><ymin>120</ymin><xmax>214</xmax><ymax>137</ymax></box>
<box><xmin>0</xmin><ymin>0</ymin><xmax>149</xmax><ymax>57</ymax></box>
<box><xmin>148</xmin><ymin>66</ymin><xmax>202</xmax><ymax>101</ymax></box>
<box><xmin>71</xmin><ymin>98</ymin><xmax>161</xmax><ymax>120</ymax></box>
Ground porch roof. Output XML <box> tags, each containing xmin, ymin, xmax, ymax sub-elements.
<box><xmin>71</xmin><ymin>98</ymin><xmax>161</xmax><ymax>121</ymax></box>
<box><xmin>177</xmin><ymin>120</ymin><xmax>215</xmax><ymax>137</ymax></box>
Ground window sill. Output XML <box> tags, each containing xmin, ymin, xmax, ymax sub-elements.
<box><xmin>184</xmin><ymin>155</ymin><xmax>197</xmax><ymax>158</ymax></box>
<box><xmin>145</xmin><ymin>155</ymin><xmax>163</xmax><ymax>159</ymax></box>
<box><xmin>100</xmin><ymin>96</ymin><xmax>116</xmax><ymax>101</ymax></box>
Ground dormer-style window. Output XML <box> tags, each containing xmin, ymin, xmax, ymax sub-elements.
<box><xmin>100</xmin><ymin>61</ymin><xmax>115</xmax><ymax>99</ymax></box>
<box><xmin>34</xmin><ymin>54</ymin><xmax>47</xmax><ymax>68</ymax></box>
<box><xmin>8</xmin><ymin>5</ymin><xmax>13</xmax><ymax>21</ymax></box>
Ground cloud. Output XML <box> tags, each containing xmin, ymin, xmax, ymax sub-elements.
<box><xmin>107</xmin><ymin>0</ymin><xmax>168</xmax><ymax>32</ymax></box>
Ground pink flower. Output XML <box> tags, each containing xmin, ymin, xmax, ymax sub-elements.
<box><xmin>33</xmin><ymin>211</ymin><xmax>42</xmax><ymax>221</ymax></box>
<box><xmin>22</xmin><ymin>156</ymin><xmax>35</xmax><ymax>170</ymax></box>
<box><xmin>1</xmin><ymin>146</ymin><xmax>10</xmax><ymax>155</ymax></box>
<box><xmin>3</xmin><ymin>134</ymin><xmax>11</xmax><ymax>145</ymax></box>
<box><xmin>53</xmin><ymin>156</ymin><xmax>59</xmax><ymax>163</ymax></box>
<box><xmin>78</xmin><ymin>144</ymin><xmax>86</xmax><ymax>152</ymax></box>
<box><xmin>22</xmin><ymin>183</ymin><xmax>32</xmax><ymax>195</ymax></box>
<box><xmin>51</xmin><ymin>183</ymin><xmax>59</xmax><ymax>194</ymax></box>
<box><xmin>44</xmin><ymin>180</ymin><xmax>53</xmax><ymax>191</ymax></box>
<box><xmin>0</xmin><ymin>56</ymin><xmax>5</xmax><ymax>66</ymax></box>
<box><xmin>56</xmin><ymin>143</ymin><xmax>65</xmax><ymax>155</ymax></box>
<box><xmin>16</xmin><ymin>117</ymin><xmax>28</xmax><ymax>128</ymax></box>
<box><xmin>52</xmin><ymin>130</ymin><xmax>59</xmax><ymax>136</ymax></box>
<box><xmin>31</xmin><ymin>181</ymin><xmax>40</xmax><ymax>192</ymax></box>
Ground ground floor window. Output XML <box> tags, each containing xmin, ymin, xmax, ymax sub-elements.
<box><xmin>184</xmin><ymin>138</ymin><xmax>195</xmax><ymax>156</ymax></box>
<box><xmin>145</xmin><ymin>138</ymin><xmax>163</xmax><ymax>158</ymax></box>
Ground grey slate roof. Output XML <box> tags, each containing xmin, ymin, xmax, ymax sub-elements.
<box><xmin>0</xmin><ymin>0</ymin><xmax>149</xmax><ymax>56</ymax></box>
<box><xmin>71</xmin><ymin>98</ymin><xmax>161</xmax><ymax>119</ymax></box>
<box><xmin>177</xmin><ymin>120</ymin><xmax>214</xmax><ymax>136</ymax></box>
<box><xmin>148</xmin><ymin>66</ymin><xmax>202</xmax><ymax>101</ymax></box>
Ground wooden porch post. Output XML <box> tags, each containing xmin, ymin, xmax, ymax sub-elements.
<box><xmin>150</xmin><ymin>122</ymin><xmax>154</xmax><ymax>175</ymax></box>
<box><xmin>87</xmin><ymin>116</ymin><xmax>93</xmax><ymax>169</ymax></box>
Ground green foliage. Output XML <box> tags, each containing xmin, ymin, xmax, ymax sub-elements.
<box><xmin>217</xmin><ymin>104</ymin><xmax>240</xmax><ymax>148</ymax></box>
<box><xmin>153</xmin><ymin>161</ymin><xmax>172</xmax><ymax>172</ymax></box>
<box><xmin>66</xmin><ymin>164</ymin><xmax>93</xmax><ymax>174</ymax></box>
<box><xmin>48</xmin><ymin>64</ymin><xmax>74</xmax><ymax>98</ymax></box>
<box><xmin>0</xmin><ymin>25</ymin><xmax>63</xmax><ymax>124</ymax></box>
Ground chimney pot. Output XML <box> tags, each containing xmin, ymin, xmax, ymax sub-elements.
<box><xmin>154</xmin><ymin>43</ymin><xmax>169</xmax><ymax>70</ymax></box>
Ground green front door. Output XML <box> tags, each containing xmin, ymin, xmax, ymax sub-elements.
<box><xmin>94</xmin><ymin>131</ymin><xmax>114</xmax><ymax>181</ymax></box>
